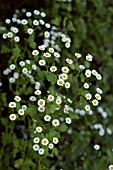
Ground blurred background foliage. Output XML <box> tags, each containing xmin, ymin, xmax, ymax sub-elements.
<box><xmin>0</xmin><ymin>0</ymin><xmax>113</xmax><ymax>170</ymax></box>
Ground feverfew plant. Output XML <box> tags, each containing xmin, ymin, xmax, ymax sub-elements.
<box><xmin>2</xmin><ymin>8</ymin><xmax>104</xmax><ymax>167</ymax></box>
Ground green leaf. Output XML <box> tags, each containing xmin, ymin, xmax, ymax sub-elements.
<box><xmin>28</xmin><ymin>35</ymin><xmax>36</xmax><ymax>49</ymax></box>
<box><xmin>69</xmin><ymin>113</ymin><xmax>79</xmax><ymax>119</ymax></box>
<box><xmin>46</xmin><ymin>103</ymin><xmax>56</xmax><ymax>114</ymax></box>
<box><xmin>51</xmin><ymin>16</ymin><xmax>61</xmax><ymax>27</ymax></box>
<box><xmin>1</xmin><ymin>44</ymin><xmax>11</xmax><ymax>53</ymax></box>
<box><xmin>26</xmin><ymin>105</ymin><xmax>37</xmax><ymax>116</ymax></box>
<box><xmin>12</xmin><ymin>47</ymin><xmax>21</xmax><ymax>57</ymax></box>
<box><xmin>44</xmin><ymin>71</ymin><xmax>57</xmax><ymax>85</ymax></box>
<box><xmin>59</xmin><ymin>123</ymin><xmax>68</xmax><ymax>132</ymax></box>
<box><xmin>28</xmin><ymin>18</ymin><xmax>32</xmax><ymax>26</ymax></box>
<box><xmin>52</xmin><ymin>148</ymin><xmax>58</xmax><ymax>157</ymax></box>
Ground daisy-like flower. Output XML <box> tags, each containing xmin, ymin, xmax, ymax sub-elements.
<box><xmin>40</xmin><ymin>12</ymin><xmax>46</xmax><ymax>17</ymax></box>
<box><xmin>22</xmin><ymin>105</ymin><xmax>27</xmax><ymax>110</ymax></box>
<box><xmin>75</xmin><ymin>53</ymin><xmax>81</xmax><ymax>58</ymax></box>
<box><xmin>9</xmin><ymin>114</ymin><xmax>16</xmax><ymax>121</ymax></box>
<box><xmin>18</xmin><ymin>109</ymin><xmax>25</xmax><ymax>116</ymax></box>
<box><xmin>66</xmin><ymin>58</ymin><xmax>73</xmax><ymax>64</ymax></box>
<box><xmin>96</xmin><ymin>74</ymin><xmax>102</xmax><ymax>80</ymax></box>
<box><xmin>3</xmin><ymin>33</ymin><xmax>7</xmax><ymax>39</ymax></box>
<box><xmin>94</xmin><ymin>144</ymin><xmax>100</xmax><ymax>150</ymax></box>
<box><xmin>22</xmin><ymin>68</ymin><xmax>28</xmax><ymax>74</ymax></box>
<box><xmin>32</xmin><ymin>64</ymin><xmax>37</xmax><ymax>70</ymax></box>
<box><xmin>13</xmin><ymin>72</ymin><xmax>19</xmax><ymax>79</ymax></box>
<box><xmin>92</xmin><ymin>69</ymin><xmax>98</xmax><ymax>76</ymax></box>
<box><xmin>49</xmin><ymin>143</ymin><xmax>54</xmax><ymax>149</ymax></box>
<box><xmin>61</xmin><ymin>66</ymin><xmax>69</xmax><ymax>73</ymax></box>
<box><xmin>96</xmin><ymin>88</ymin><xmax>103</xmax><ymax>94</ymax></box>
<box><xmin>38</xmin><ymin>106</ymin><xmax>45</xmax><ymax>112</ymax></box>
<box><xmin>33</xmin><ymin>137</ymin><xmax>40</xmax><ymax>143</ymax></box>
<box><xmin>49</xmin><ymin>48</ymin><xmax>54</xmax><ymax>53</ymax></box>
<box><xmin>85</xmin><ymin>69</ymin><xmax>91</xmax><ymax>78</ymax></box>
<box><xmin>33</xmin><ymin>20</ymin><xmax>39</xmax><ymax>26</ymax></box>
<box><xmin>33</xmin><ymin>144</ymin><xmax>39</xmax><ymax>151</ymax></box>
<box><xmin>34</xmin><ymin>90</ymin><xmax>41</xmax><ymax>95</ymax></box>
<box><xmin>36</xmin><ymin>126</ymin><xmax>42</xmax><ymax>133</ymax></box>
<box><xmin>32</xmin><ymin>50</ymin><xmax>39</xmax><ymax>56</ymax></box>
<box><xmin>12</xmin><ymin>27</ymin><xmax>19</xmax><ymax>33</ymax></box>
<box><xmin>48</xmin><ymin>94</ymin><xmax>54</xmax><ymax>102</ymax></box>
<box><xmin>52</xmin><ymin>119</ymin><xmax>60</xmax><ymax>127</ymax></box>
<box><xmin>14</xmin><ymin>36</ymin><xmax>20</xmax><ymax>42</ymax></box>
<box><xmin>92</xmin><ymin>99</ymin><xmax>99</xmax><ymax>106</ymax></box>
<box><xmin>85</xmin><ymin>93</ymin><xmax>92</xmax><ymax>100</ymax></box>
<box><xmin>84</xmin><ymin>83</ymin><xmax>89</xmax><ymax>89</ymax></box>
<box><xmin>38</xmin><ymin>148</ymin><xmax>44</xmax><ymax>155</ymax></box>
<box><xmin>29</xmin><ymin>96</ymin><xmax>36</xmax><ymax>101</ymax></box>
<box><xmin>79</xmin><ymin>65</ymin><xmax>85</xmax><ymax>70</ymax></box>
<box><xmin>95</xmin><ymin>93</ymin><xmax>101</xmax><ymax>100</ymax></box>
<box><xmin>53</xmin><ymin>137</ymin><xmax>59</xmax><ymax>144</ymax></box>
<box><xmin>54</xmin><ymin>52</ymin><xmax>60</xmax><ymax>58</ymax></box>
<box><xmin>66</xmin><ymin>117</ymin><xmax>72</xmax><ymax>124</ymax></box>
<box><xmin>50</xmin><ymin>66</ymin><xmax>57</xmax><ymax>72</ymax></box>
<box><xmin>7</xmin><ymin>32</ymin><xmax>13</xmax><ymax>38</ymax></box>
<box><xmin>21</xmin><ymin>19</ymin><xmax>28</xmax><ymax>25</ymax></box>
<box><xmin>45</xmin><ymin>23</ymin><xmax>51</xmax><ymax>28</ymax></box>
<box><xmin>65</xmin><ymin>82</ymin><xmax>71</xmax><ymax>89</ymax></box>
<box><xmin>26</xmin><ymin>60</ymin><xmax>30</xmax><ymax>64</ymax></box>
<box><xmin>109</xmin><ymin>165</ymin><xmax>113</xmax><ymax>170</ymax></box>
<box><xmin>19</xmin><ymin>61</ymin><xmax>25</xmax><ymax>67</ymax></box>
<box><xmin>85</xmin><ymin>105</ymin><xmax>90</xmax><ymax>111</ymax></box>
<box><xmin>10</xmin><ymin>64</ymin><xmax>16</xmax><ymax>70</ymax></box>
<box><xmin>39</xmin><ymin>59</ymin><xmax>46</xmax><ymax>66</ymax></box>
<box><xmin>44</xmin><ymin>31</ymin><xmax>50</xmax><ymax>38</ymax></box>
<box><xmin>35</xmin><ymin>82</ymin><xmax>41</xmax><ymax>90</ymax></box>
<box><xmin>34</xmin><ymin>10</ymin><xmax>40</xmax><ymax>15</ymax></box>
<box><xmin>37</xmin><ymin>99</ymin><xmax>45</xmax><ymax>107</ymax></box>
<box><xmin>26</xmin><ymin>12</ymin><xmax>32</xmax><ymax>17</ymax></box>
<box><xmin>86</xmin><ymin>54</ymin><xmax>93</xmax><ymax>61</ymax></box>
<box><xmin>65</xmin><ymin>42</ymin><xmax>70</xmax><ymax>48</ymax></box>
<box><xmin>5</xmin><ymin>19</ymin><xmax>11</xmax><ymax>24</ymax></box>
<box><xmin>14</xmin><ymin>96</ymin><xmax>21</xmax><ymax>102</ymax></box>
<box><xmin>39</xmin><ymin>19</ymin><xmax>45</xmax><ymax>25</ymax></box>
<box><xmin>57</xmin><ymin>79</ymin><xmax>64</xmax><ymax>86</ymax></box>
<box><xmin>44</xmin><ymin>52</ymin><xmax>51</xmax><ymax>58</ymax></box>
<box><xmin>38</xmin><ymin>45</ymin><xmax>45</xmax><ymax>51</ymax></box>
<box><xmin>56</xmin><ymin>98</ymin><xmax>62</xmax><ymax>105</ymax></box>
<box><xmin>9</xmin><ymin>77</ymin><xmax>15</xmax><ymax>83</ymax></box>
<box><xmin>42</xmin><ymin>138</ymin><xmax>49</xmax><ymax>146</ymax></box>
<box><xmin>44</xmin><ymin>115</ymin><xmax>51</xmax><ymax>122</ymax></box>
<box><xmin>62</xmin><ymin>73</ymin><xmax>68</xmax><ymax>80</ymax></box>
<box><xmin>27</xmin><ymin>28</ymin><xmax>33</xmax><ymax>34</ymax></box>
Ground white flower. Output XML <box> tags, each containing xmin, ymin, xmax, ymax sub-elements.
<box><xmin>85</xmin><ymin>105</ymin><xmax>90</xmax><ymax>111</ymax></box>
<box><xmin>22</xmin><ymin>105</ymin><xmax>27</xmax><ymax>110</ymax></box>
<box><xmin>49</xmin><ymin>48</ymin><xmax>54</xmax><ymax>53</ymax></box>
<box><xmin>12</xmin><ymin>27</ymin><xmax>19</xmax><ymax>33</ymax></box>
<box><xmin>3</xmin><ymin>33</ymin><xmax>7</xmax><ymax>39</ymax></box>
<box><xmin>49</xmin><ymin>143</ymin><xmax>54</xmax><ymax>149</ymax></box>
<box><xmin>96</xmin><ymin>88</ymin><xmax>103</xmax><ymax>94</ymax></box>
<box><xmin>85</xmin><ymin>69</ymin><xmax>91</xmax><ymax>78</ymax></box>
<box><xmin>45</xmin><ymin>23</ymin><xmax>51</xmax><ymax>28</ymax></box>
<box><xmin>109</xmin><ymin>165</ymin><xmax>113</xmax><ymax>170</ymax></box>
<box><xmin>94</xmin><ymin>144</ymin><xmax>100</xmax><ymax>150</ymax></box>
<box><xmin>92</xmin><ymin>99</ymin><xmax>99</xmax><ymax>106</ymax></box>
<box><xmin>48</xmin><ymin>94</ymin><xmax>54</xmax><ymax>102</ymax></box>
<box><xmin>53</xmin><ymin>137</ymin><xmax>59</xmax><ymax>144</ymax></box>
<box><xmin>65</xmin><ymin>42</ymin><xmax>70</xmax><ymax>48</ymax></box>
<box><xmin>33</xmin><ymin>20</ymin><xmax>39</xmax><ymax>26</ymax></box>
<box><xmin>14</xmin><ymin>36</ymin><xmax>20</xmax><ymax>42</ymax></box>
<box><xmin>39</xmin><ymin>59</ymin><xmax>46</xmax><ymax>66</ymax></box>
<box><xmin>61</xmin><ymin>66</ymin><xmax>69</xmax><ymax>73</ymax></box>
<box><xmin>7</xmin><ymin>32</ymin><xmax>13</xmax><ymax>38</ymax></box>
<box><xmin>32</xmin><ymin>64</ymin><xmax>37</xmax><ymax>70</ymax></box>
<box><xmin>22</xmin><ymin>68</ymin><xmax>28</xmax><ymax>74</ymax></box>
<box><xmin>29</xmin><ymin>96</ymin><xmax>36</xmax><ymax>101</ymax></box>
<box><xmin>79</xmin><ymin>65</ymin><xmax>85</xmax><ymax>70</ymax></box>
<box><xmin>44</xmin><ymin>115</ymin><xmax>51</xmax><ymax>122</ymax></box>
<box><xmin>106</xmin><ymin>128</ymin><xmax>112</xmax><ymax>135</ymax></box>
<box><xmin>18</xmin><ymin>109</ymin><xmax>25</xmax><ymax>116</ymax></box>
<box><xmin>86</xmin><ymin>54</ymin><xmax>93</xmax><ymax>61</ymax></box>
<box><xmin>66</xmin><ymin>58</ymin><xmax>73</xmax><ymax>64</ymax></box>
<box><xmin>57</xmin><ymin>79</ymin><xmax>64</xmax><ymax>86</ymax></box>
<box><xmin>10</xmin><ymin>64</ymin><xmax>16</xmax><ymax>70</ymax></box>
<box><xmin>44</xmin><ymin>52</ymin><xmax>51</xmax><ymax>58</ymax></box>
<box><xmin>52</xmin><ymin>119</ymin><xmax>60</xmax><ymax>127</ymax></box>
<box><xmin>33</xmin><ymin>144</ymin><xmax>39</xmax><ymax>151</ymax></box>
<box><xmin>9</xmin><ymin>77</ymin><xmax>15</xmax><ymax>83</ymax></box>
<box><xmin>26</xmin><ymin>60</ymin><xmax>30</xmax><ymax>64</ymax></box>
<box><xmin>33</xmin><ymin>137</ymin><xmax>40</xmax><ymax>143</ymax></box>
<box><xmin>84</xmin><ymin>83</ymin><xmax>89</xmax><ymax>89</ymax></box>
<box><xmin>26</xmin><ymin>12</ymin><xmax>32</xmax><ymax>17</ymax></box>
<box><xmin>65</xmin><ymin>82</ymin><xmax>70</xmax><ymax>89</ymax></box>
<box><xmin>38</xmin><ymin>45</ymin><xmax>45</xmax><ymax>51</ymax></box>
<box><xmin>13</xmin><ymin>72</ymin><xmax>19</xmax><ymax>79</ymax></box>
<box><xmin>14</xmin><ymin>96</ymin><xmax>21</xmax><ymax>102</ymax></box>
<box><xmin>32</xmin><ymin>50</ymin><xmax>39</xmax><ymax>56</ymax></box>
<box><xmin>42</xmin><ymin>138</ymin><xmax>49</xmax><ymax>146</ymax></box>
<box><xmin>38</xmin><ymin>148</ymin><xmax>44</xmax><ymax>155</ymax></box>
<box><xmin>27</xmin><ymin>28</ymin><xmax>33</xmax><ymax>34</ymax></box>
<box><xmin>96</xmin><ymin>74</ymin><xmax>102</xmax><ymax>80</ymax></box>
<box><xmin>34</xmin><ymin>10</ymin><xmax>40</xmax><ymax>15</ymax></box>
<box><xmin>92</xmin><ymin>69</ymin><xmax>98</xmax><ymax>76</ymax></box>
<box><xmin>36</xmin><ymin>126</ymin><xmax>42</xmax><ymax>133</ymax></box>
<box><xmin>85</xmin><ymin>93</ymin><xmax>92</xmax><ymax>100</ymax></box>
<box><xmin>9</xmin><ymin>114</ymin><xmax>16</xmax><ymax>121</ymax></box>
<box><xmin>62</xmin><ymin>73</ymin><xmax>68</xmax><ymax>80</ymax></box>
<box><xmin>39</xmin><ymin>19</ymin><xmax>45</xmax><ymax>25</ymax></box>
<box><xmin>99</xmin><ymin>128</ymin><xmax>105</xmax><ymax>136</ymax></box>
<box><xmin>50</xmin><ymin>66</ymin><xmax>57</xmax><ymax>72</ymax></box>
<box><xmin>54</xmin><ymin>52</ymin><xmax>60</xmax><ymax>58</ymax></box>
<box><xmin>66</xmin><ymin>117</ymin><xmax>72</xmax><ymax>124</ymax></box>
<box><xmin>37</xmin><ymin>99</ymin><xmax>45</xmax><ymax>106</ymax></box>
<box><xmin>5</xmin><ymin>19</ymin><xmax>11</xmax><ymax>24</ymax></box>
<box><xmin>44</xmin><ymin>31</ymin><xmax>50</xmax><ymax>38</ymax></box>
<box><xmin>21</xmin><ymin>19</ymin><xmax>28</xmax><ymax>25</ymax></box>
<box><xmin>19</xmin><ymin>61</ymin><xmax>25</xmax><ymax>67</ymax></box>
<box><xmin>75</xmin><ymin>53</ymin><xmax>81</xmax><ymax>58</ymax></box>
<box><xmin>40</xmin><ymin>12</ymin><xmax>46</xmax><ymax>17</ymax></box>
<box><xmin>34</xmin><ymin>90</ymin><xmax>41</xmax><ymax>95</ymax></box>
<box><xmin>9</xmin><ymin>102</ymin><xmax>16</xmax><ymax>108</ymax></box>
<box><xmin>95</xmin><ymin>93</ymin><xmax>101</xmax><ymax>100</ymax></box>
<box><xmin>56</xmin><ymin>98</ymin><xmax>62</xmax><ymax>105</ymax></box>
<box><xmin>38</xmin><ymin>106</ymin><xmax>45</xmax><ymax>112</ymax></box>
